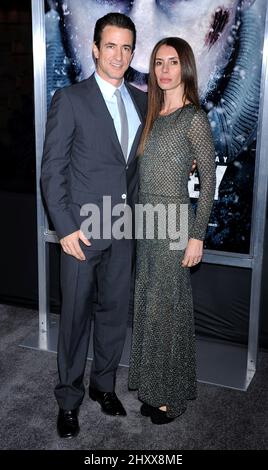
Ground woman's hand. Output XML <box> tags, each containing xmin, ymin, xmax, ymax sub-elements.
<box><xmin>189</xmin><ymin>159</ymin><xmax>197</xmax><ymax>176</ymax></box>
<box><xmin>181</xmin><ymin>238</ymin><xmax>203</xmax><ymax>268</ymax></box>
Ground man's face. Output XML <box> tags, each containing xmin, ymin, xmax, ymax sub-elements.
<box><xmin>93</xmin><ymin>26</ymin><xmax>134</xmax><ymax>86</ymax></box>
<box><xmin>58</xmin><ymin>0</ymin><xmax>252</xmax><ymax>97</ymax></box>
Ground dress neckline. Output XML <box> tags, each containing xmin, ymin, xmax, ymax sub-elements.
<box><xmin>158</xmin><ymin>103</ymin><xmax>193</xmax><ymax>118</ymax></box>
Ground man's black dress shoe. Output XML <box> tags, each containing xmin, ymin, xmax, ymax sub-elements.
<box><xmin>57</xmin><ymin>408</ymin><xmax>80</xmax><ymax>438</ymax></box>
<box><xmin>89</xmin><ymin>387</ymin><xmax>127</xmax><ymax>416</ymax></box>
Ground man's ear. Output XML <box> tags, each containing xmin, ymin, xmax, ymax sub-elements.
<box><xmin>92</xmin><ymin>42</ymin><xmax>99</xmax><ymax>60</ymax></box>
<box><xmin>240</xmin><ymin>0</ymin><xmax>256</xmax><ymax>11</ymax></box>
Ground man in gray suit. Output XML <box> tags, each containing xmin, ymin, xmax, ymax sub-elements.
<box><xmin>41</xmin><ymin>12</ymin><xmax>147</xmax><ymax>438</ymax></box>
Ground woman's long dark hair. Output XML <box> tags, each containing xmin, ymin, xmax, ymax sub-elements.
<box><xmin>138</xmin><ymin>37</ymin><xmax>200</xmax><ymax>154</ymax></box>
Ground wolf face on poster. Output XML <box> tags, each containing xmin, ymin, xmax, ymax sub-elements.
<box><xmin>45</xmin><ymin>0</ymin><xmax>266</xmax><ymax>254</ymax></box>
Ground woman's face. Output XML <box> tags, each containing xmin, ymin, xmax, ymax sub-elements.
<box><xmin>154</xmin><ymin>45</ymin><xmax>182</xmax><ymax>93</ymax></box>
<box><xmin>56</xmin><ymin>0</ymin><xmax>253</xmax><ymax>97</ymax></box>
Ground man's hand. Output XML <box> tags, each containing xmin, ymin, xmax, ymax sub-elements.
<box><xmin>60</xmin><ymin>230</ymin><xmax>91</xmax><ymax>260</ymax></box>
<box><xmin>182</xmin><ymin>238</ymin><xmax>203</xmax><ymax>268</ymax></box>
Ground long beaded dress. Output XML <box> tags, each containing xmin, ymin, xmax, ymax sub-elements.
<box><xmin>129</xmin><ymin>105</ymin><xmax>216</xmax><ymax>418</ymax></box>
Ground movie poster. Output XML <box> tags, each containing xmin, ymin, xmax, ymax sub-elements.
<box><xmin>45</xmin><ymin>0</ymin><xmax>266</xmax><ymax>254</ymax></box>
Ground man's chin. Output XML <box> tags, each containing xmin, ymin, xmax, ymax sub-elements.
<box><xmin>110</xmin><ymin>74</ymin><xmax>125</xmax><ymax>80</ymax></box>
<box><xmin>96</xmin><ymin>70</ymin><xmax>125</xmax><ymax>84</ymax></box>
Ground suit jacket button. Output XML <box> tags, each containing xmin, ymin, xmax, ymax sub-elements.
<box><xmin>121</xmin><ymin>194</ymin><xmax>126</xmax><ymax>199</ymax></box>
<box><xmin>125</xmin><ymin>165</ymin><xmax>128</xmax><ymax>170</ymax></box>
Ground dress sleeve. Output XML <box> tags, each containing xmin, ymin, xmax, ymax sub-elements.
<box><xmin>187</xmin><ymin>109</ymin><xmax>216</xmax><ymax>241</ymax></box>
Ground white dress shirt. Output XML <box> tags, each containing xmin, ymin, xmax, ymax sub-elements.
<box><xmin>95</xmin><ymin>72</ymin><xmax>141</xmax><ymax>160</ymax></box>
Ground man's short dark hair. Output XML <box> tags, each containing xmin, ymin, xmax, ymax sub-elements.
<box><xmin>94</xmin><ymin>12</ymin><xmax>136</xmax><ymax>51</ymax></box>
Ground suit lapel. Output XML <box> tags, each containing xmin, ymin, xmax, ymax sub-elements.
<box><xmin>125</xmin><ymin>83</ymin><xmax>145</xmax><ymax>164</ymax></box>
<box><xmin>128</xmin><ymin>124</ymin><xmax>142</xmax><ymax>162</ymax></box>
<box><xmin>85</xmin><ymin>75</ymin><xmax>145</xmax><ymax>164</ymax></box>
<box><xmin>85</xmin><ymin>75</ymin><xmax>125</xmax><ymax>163</ymax></box>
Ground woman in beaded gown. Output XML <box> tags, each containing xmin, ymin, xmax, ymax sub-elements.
<box><xmin>128</xmin><ymin>37</ymin><xmax>216</xmax><ymax>424</ymax></box>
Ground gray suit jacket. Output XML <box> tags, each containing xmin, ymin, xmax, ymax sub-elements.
<box><xmin>41</xmin><ymin>74</ymin><xmax>147</xmax><ymax>249</ymax></box>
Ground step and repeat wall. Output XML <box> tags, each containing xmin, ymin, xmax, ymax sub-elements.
<box><xmin>45</xmin><ymin>0</ymin><xmax>266</xmax><ymax>255</ymax></box>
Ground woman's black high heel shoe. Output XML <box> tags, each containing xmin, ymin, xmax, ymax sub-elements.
<box><xmin>140</xmin><ymin>403</ymin><xmax>175</xmax><ymax>424</ymax></box>
<box><xmin>140</xmin><ymin>403</ymin><xmax>155</xmax><ymax>417</ymax></box>
<box><xmin>150</xmin><ymin>408</ymin><xmax>174</xmax><ymax>425</ymax></box>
